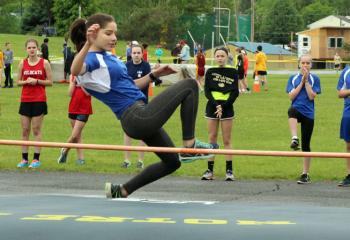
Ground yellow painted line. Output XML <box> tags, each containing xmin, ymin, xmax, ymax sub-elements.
<box><xmin>21</xmin><ymin>215</ymin><xmax>78</xmax><ymax>221</ymax></box>
<box><xmin>184</xmin><ymin>219</ymin><xmax>228</xmax><ymax>225</ymax></box>
<box><xmin>132</xmin><ymin>218</ymin><xmax>176</xmax><ymax>224</ymax></box>
<box><xmin>0</xmin><ymin>213</ymin><xmax>12</xmax><ymax>216</ymax></box>
<box><xmin>75</xmin><ymin>216</ymin><xmax>133</xmax><ymax>223</ymax></box>
<box><xmin>237</xmin><ymin>220</ymin><xmax>296</xmax><ymax>225</ymax></box>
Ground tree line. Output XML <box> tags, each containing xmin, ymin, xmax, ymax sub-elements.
<box><xmin>1</xmin><ymin>0</ymin><xmax>350</xmax><ymax>48</ymax></box>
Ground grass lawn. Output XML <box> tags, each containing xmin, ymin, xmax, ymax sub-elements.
<box><xmin>0</xmin><ymin>34</ymin><xmax>175</xmax><ymax>74</ymax></box>
<box><xmin>0</xmin><ymin>74</ymin><xmax>347</xmax><ymax>181</ymax></box>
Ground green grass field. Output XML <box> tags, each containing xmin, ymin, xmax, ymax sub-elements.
<box><xmin>0</xmin><ymin>33</ymin><xmax>174</xmax><ymax>73</ymax></box>
<box><xmin>0</xmin><ymin>74</ymin><xmax>347</xmax><ymax>181</ymax></box>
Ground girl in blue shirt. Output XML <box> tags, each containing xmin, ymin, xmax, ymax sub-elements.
<box><xmin>286</xmin><ymin>55</ymin><xmax>321</xmax><ymax>184</ymax></box>
<box><xmin>70</xmin><ymin>13</ymin><xmax>214</xmax><ymax>198</ymax></box>
<box><xmin>336</xmin><ymin>66</ymin><xmax>350</xmax><ymax>187</ymax></box>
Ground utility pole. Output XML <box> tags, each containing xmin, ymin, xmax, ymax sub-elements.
<box><xmin>234</xmin><ymin>0</ymin><xmax>239</xmax><ymax>41</ymax></box>
<box><xmin>251</xmin><ymin>0</ymin><xmax>255</xmax><ymax>42</ymax></box>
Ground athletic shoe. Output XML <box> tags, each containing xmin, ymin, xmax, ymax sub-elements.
<box><xmin>201</xmin><ymin>169</ymin><xmax>214</xmax><ymax>180</ymax></box>
<box><xmin>17</xmin><ymin>160</ymin><xmax>29</xmax><ymax>168</ymax></box>
<box><xmin>75</xmin><ymin>159</ymin><xmax>85</xmax><ymax>165</ymax></box>
<box><xmin>136</xmin><ymin>160</ymin><xmax>144</xmax><ymax>169</ymax></box>
<box><xmin>338</xmin><ymin>175</ymin><xmax>350</xmax><ymax>187</ymax></box>
<box><xmin>225</xmin><ymin>170</ymin><xmax>235</xmax><ymax>181</ymax></box>
<box><xmin>121</xmin><ymin>161</ymin><xmax>131</xmax><ymax>168</ymax></box>
<box><xmin>28</xmin><ymin>160</ymin><xmax>41</xmax><ymax>169</ymax></box>
<box><xmin>290</xmin><ymin>137</ymin><xmax>300</xmax><ymax>150</ymax></box>
<box><xmin>105</xmin><ymin>183</ymin><xmax>125</xmax><ymax>198</ymax></box>
<box><xmin>180</xmin><ymin>140</ymin><xmax>217</xmax><ymax>163</ymax></box>
<box><xmin>57</xmin><ymin>148</ymin><xmax>68</xmax><ymax>164</ymax></box>
<box><xmin>297</xmin><ymin>173</ymin><xmax>311</xmax><ymax>184</ymax></box>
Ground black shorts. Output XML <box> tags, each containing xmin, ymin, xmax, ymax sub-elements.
<box><xmin>205</xmin><ymin>102</ymin><xmax>234</xmax><ymax>120</ymax></box>
<box><xmin>288</xmin><ymin>107</ymin><xmax>310</xmax><ymax>123</ymax></box>
<box><xmin>68</xmin><ymin>113</ymin><xmax>90</xmax><ymax>123</ymax></box>
<box><xmin>19</xmin><ymin>102</ymin><xmax>47</xmax><ymax>117</ymax></box>
<box><xmin>257</xmin><ymin>71</ymin><xmax>267</xmax><ymax>76</ymax></box>
<box><xmin>335</xmin><ymin>64</ymin><xmax>340</xmax><ymax>68</ymax></box>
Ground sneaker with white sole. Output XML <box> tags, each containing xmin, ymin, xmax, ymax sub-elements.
<box><xmin>105</xmin><ymin>183</ymin><xmax>126</xmax><ymax>198</ymax></box>
<box><xmin>17</xmin><ymin>160</ymin><xmax>29</xmax><ymax>168</ymax></box>
<box><xmin>297</xmin><ymin>173</ymin><xmax>311</xmax><ymax>184</ymax></box>
<box><xmin>136</xmin><ymin>161</ymin><xmax>144</xmax><ymax>169</ymax></box>
<box><xmin>201</xmin><ymin>169</ymin><xmax>214</xmax><ymax>180</ymax></box>
<box><xmin>57</xmin><ymin>148</ymin><xmax>68</xmax><ymax>164</ymax></box>
<box><xmin>290</xmin><ymin>137</ymin><xmax>300</xmax><ymax>150</ymax></box>
<box><xmin>180</xmin><ymin>140</ymin><xmax>217</xmax><ymax>163</ymax></box>
<box><xmin>28</xmin><ymin>159</ymin><xmax>41</xmax><ymax>169</ymax></box>
<box><xmin>225</xmin><ymin>170</ymin><xmax>235</xmax><ymax>181</ymax></box>
<box><xmin>338</xmin><ymin>175</ymin><xmax>350</xmax><ymax>187</ymax></box>
<box><xmin>121</xmin><ymin>161</ymin><xmax>131</xmax><ymax>168</ymax></box>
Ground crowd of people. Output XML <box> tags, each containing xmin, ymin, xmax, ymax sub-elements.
<box><xmin>1</xmin><ymin>13</ymin><xmax>350</xmax><ymax>199</ymax></box>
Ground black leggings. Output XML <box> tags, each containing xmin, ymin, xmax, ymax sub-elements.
<box><xmin>4</xmin><ymin>63</ymin><xmax>13</xmax><ymax>87</ymax></box>
<box><xmin>288</xmin><ymin>107</ymin><xmax>314</xmax><ymax>152</ymax></box>
<box><xmin>120</xmin><ymin>79</ymin><xmax>199</xmax><ymax>194</ymax></box>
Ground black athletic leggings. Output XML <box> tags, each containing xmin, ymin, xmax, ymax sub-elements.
<box><xmin>4</xmin><ymin>63</ymin><xmax>13</xmax><ymax>87</ymax></box>
<box><xmin>288</xmin><ymin>107</ymin><xmax>314</xmax><ymax>152</ymax></box>
<box><xmin>120</xmin><ymin>79</ymin><xmax>199</xmax><ymax>194</ymax></box>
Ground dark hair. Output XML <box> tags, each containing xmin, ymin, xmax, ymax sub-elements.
<box><xmin>25</xmin><ymin>39</ymin><xmax>38</xmax><ymax>47</ymax></box>
<box><xmin>257</xmin><ymin>45</ymin><xmax>262</xmax><ymax>51</ymax></box>
<box><xmin>70</xmin><ymin>13</ymin><xmax>115</xmax><ymax>52</ymax></box>
<box><xmin>131</xmin><ymin>44</ymin><xmax>143</xmax><ymax>52</ymax></box>
<box><xmin>142</xmin><ymin>43</ymin><xmax>148</xmax><ymax>49</ymax></box>
<box><xmin>44</xmin><ymin>38</ymin><xmax>49</xmax><ymax>43</ymax></box>
<box><xmin>214</xmin><ymin>47</ymin><xmax>228</xmax><ymax>55</ymax></box>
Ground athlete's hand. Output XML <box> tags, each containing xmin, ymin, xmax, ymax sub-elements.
<box><xmin>152</xmin><ymin>65</ymin><xmax>177</xmax><ymax>78</ymax></box>
<box><xmin>301</xmin><ymin>66</ymin><xmax>309</xmax><ymax>83</ymax></box>
<box><xmin>215</xmin><ymin>105</ymin><xmax>222</xmax><ymax>119</ymax></box>
<box><xmin>86</xmin><ymin>24</ymin><xmax>100</xmax><ymax>45</ymax></box>
<box><xmin>26</xmin><ymin>77</ymin><xmax>37</xmax><ymax>85</ymax></box>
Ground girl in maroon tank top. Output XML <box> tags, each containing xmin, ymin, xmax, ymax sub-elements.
<box><xmin>16</xmin><ymin>39</ymin><xmax>53</xmax><ymax>169</ymax></box>
<box><xmin>195</xmin><ymin>48</ymin><xmax>205</xmax><ymax>91</ymax></box>
<box><xmin>57</xmin><ymin>75</ymin><xmax>93</xmax><ymax>165</ymax></box>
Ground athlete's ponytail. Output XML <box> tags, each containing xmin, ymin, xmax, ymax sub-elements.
<box><xmin>70</xmin><ymin>18</ymin><xmax>87</xmax><ymax>52</ymax></box>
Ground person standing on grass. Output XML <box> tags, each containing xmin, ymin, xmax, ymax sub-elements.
<box><xmin>286</xmin><ymin>54</ymin><xmax>321</xmax><ymax>184</ymax></box>
<box><xmin>57</xmin><ymin>73</ymin><xmax>93</xmax><ymax>166</ymax></box>
<box><xmin>255</xmin><ymin>45</ymin><xmax>268</xmax><ymax>91</ymax></box>
<box><xmin>16</xmin><ymin>39</ymin><xmax>53</xmax><ymax>169</ymax></box>
<box><xmin>334</xmin><ymin>52</ymin><xmax>342</xmax><ymax>74</ymax></box>
<box><xmin>155</xmin><ymin>44</ymin><xmax>163</xmax><ymax>64</ymax></box>
<box><xmin>41</xmin><ymin>38</ymin><xmax>49</xmax><ymax>62</ymax></box>
<box><xmin>122</xmin><ymin>44</ymin><xmax>152</xmax><ymax>169</ymax></box>
<box><xmin>3</xmin><ymin>42</ymin><xmax>14</xmax><ymax>88</ymax></box>
<box><xmin>194</xmin><ymin>46</ymin><xmax>205</xmax><ymax>91</ymax></box>
<box><xmin>235</xmin><ymin>47</ymin><xmax>246</xmax><ymax>93</ymax></box>
<box><xmin>0</xmin><ymin>48</ymin><xmax>4</xmax><ymax>87</ymax></box>
<box><xmin>142</xmin><ymin>43</ymin><xmax>149</xmax><ymax>62</ymax></box>
<box><xmin>70</xmin><ymin>13</ymin><xmax>215</xmax><ymax>199</ymax></box>
<box><xmin>201</xmin><ymin>47</ymin><xmax>239</xmax><ymax>181</ymax></box>
<box><xmin>178</xmin><ymin>40</ymin><xmax>190</xmax><ymax>64</ymax></box>
<box><xmin>242</xmin><ymin>48</ymin><xmax>250</xmax><ymax>93</ymax></box>
<box><xmin>336</xmin><ymin>66</ymin><xmax>350</xmax><ymax>187</ymax></box>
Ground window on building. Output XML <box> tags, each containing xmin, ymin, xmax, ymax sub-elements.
<box><xmin>337</xmin><ymin>37</ymin><xmax>343</xmax><ymax>48</ymax></box>
<box><xmin>303</xmin><ymin>37</ymin><xmax>309</xmax><ymax>47</ymax></box>
<box><xmin>328</xmin><ymin>37</ymin><xmax>344</xmax><ymax>48</ymax></box>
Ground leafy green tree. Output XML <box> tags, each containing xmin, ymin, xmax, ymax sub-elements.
<box><xmin>52</xmin><ymin>0</ymin><xmax>99</xmax><ymax>36</ymax></box>
<box><xmin>301</xmin><ymin>1</ymin><xmax>334</xmax><ymax>26</ymax></box>
<box><xmin>120</xmin><ymin>4</ymin><xmax>182</xmax><ymax>48</ymax></box>
<box><xmin>257</xmin><ymin>0</ymin><xmax>303</xmax><ymax>44</ymax></box>
<box><xmin>0</xmin><ymin>1</ymin><xmax>22</xmax><ymax>33</ymax></box>
<box><xmin>21</xmin><ymin>0</ymin><xmax>54</xmax><ymax>33</ymax></box>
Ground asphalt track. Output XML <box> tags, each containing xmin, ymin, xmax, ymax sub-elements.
<box><xmin>1</xmin><ymin>171</ymin><xmax>349</xmax><ymax>240</ymax></box>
